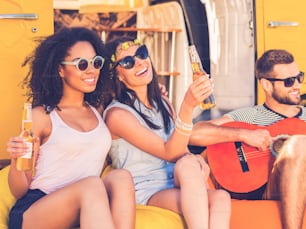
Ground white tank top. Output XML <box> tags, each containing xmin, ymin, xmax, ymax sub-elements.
<box><xmin>30</xmin><ymin>106</ymin><xmax>111</xmax><ymax>194</ymax></box>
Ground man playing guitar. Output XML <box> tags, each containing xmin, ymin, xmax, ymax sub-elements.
<box><xmin>189</xmin><ymin>49</ymin><xmax>306</xmax><ymax>229</ymax></box>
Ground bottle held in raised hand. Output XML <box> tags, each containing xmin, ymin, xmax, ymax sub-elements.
<box><xmin>16</xmin><ymin>103</ymin><xmax>34</xmax><ymax>171</ymax></box>
<box><xmin>188</xmin><ymin>45</ymin><xmax>216</xmax><ymax>110</ymax></box>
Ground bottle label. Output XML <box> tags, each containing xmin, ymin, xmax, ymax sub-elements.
<box><xmin>20</xmin><ymin>141</ymin><xmax>33</xmax><ymax>159</ymax></box>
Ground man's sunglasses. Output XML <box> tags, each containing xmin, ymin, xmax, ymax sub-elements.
<box><xmin>113</xmin><ymin>45</ymin><xmax>149</xmax><ymax>70</ymax></box>
<box><xmin>61</xmin><ymin>56</ymin><xmax>105</xmax><ymax>72</ymax></box>
<box><xmin>265</xmin><ymin>71</ymin><xmax>304</xmax><ymax>87</ymax></box>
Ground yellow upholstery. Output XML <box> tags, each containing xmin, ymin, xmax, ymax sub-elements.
<box><xmin>136</xmin><ymin>205</ymin><xmax>185</xmax><ymax>229</ymax></box>
<box><xmin>0</xmin><ymin>166</ymin><xmax>16</xmax><ymax>229</ymax></box>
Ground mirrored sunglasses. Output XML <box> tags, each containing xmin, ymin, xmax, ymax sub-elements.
<box><xmin>113</xmin><ymin>45</ymin><xmax>149</xmax><ymax>70</ymax></box>
<box><xmin>61</xmin><ymin>56</ymin><xmax>105</xmax><ymax>72</ymax></box>
<box><xmin>265</xmin><ymin>71</ymin><xmax>304</xmax><ymax>87</ymax></box>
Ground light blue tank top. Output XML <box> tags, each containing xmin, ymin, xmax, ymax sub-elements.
<box><xmin>103</xmin><ymin>100</ymin><xmax>175</xmax><ymax>204</ymax></box>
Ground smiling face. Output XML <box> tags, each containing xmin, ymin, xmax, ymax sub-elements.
<box><xmin>265</xmin><ymin>62</ymin><xmax>302</xmax><ymax>105</ymax></box>
<box><xmin>114</xmin><ymin>44</ymin><xmax>153</xmax><ymax>91</ymax></box>
<box><xmin>59</xmin><ymin>41</ymin><xmax>101</xmax><ymax>95</ymax></box>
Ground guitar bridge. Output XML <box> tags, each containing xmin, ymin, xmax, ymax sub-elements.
<box><xmin>234</xmin><ymin>142</ymin><xmax>250</xmax><ymax>172</ymax></box>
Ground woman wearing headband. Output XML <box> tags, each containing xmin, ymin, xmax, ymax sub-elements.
<box><xmin>102</xmin><ymin>37</ymin><xmax>231</xmax><ymax>229</ymax></box>
<box><xmin>6</xmin><ymin>27</ymin><xmax>135</xmax><ymax>229</ymax></box>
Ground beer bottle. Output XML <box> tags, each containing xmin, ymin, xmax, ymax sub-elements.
<box><xmin>188</xmin><ymin>45</ymin><xmax>216</xmax><ymax>110</ymax></box>
<box><xmin>16</xmin><ymin>103</ymin><xmax>34</xmax><ymax>171</ymax></box>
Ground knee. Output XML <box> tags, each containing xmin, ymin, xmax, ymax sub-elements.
<box><xmin>104</xmin><ymin>169</ymin><xmax>134</xmax><ymax>192</ymax></box>
<box><xmin>288</xmin><ymin>135</ymin><xmax>306</xmax><ymax>154</ymax></box>
<box><xmin>279</xmin><ymin>135</ymin><xmax>306</xmax><ymax>166</ymax></box>
<box><xmin>81</xmin><ymin>176</ymin><xmax>107</xmax><ymax>196</ymax></box>
<box><xmin>175</xmin><ymin>154</ymin><xmax>207</xmax><ymax>179</ymax></box>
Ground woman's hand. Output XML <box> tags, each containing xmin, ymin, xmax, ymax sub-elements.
<box><xmin>7</xmin><ymin>134</ymin><xmax>40</xmax><ymax>169</ymax></box>
<box><xmin>7</xmin><ymin>136</ymin><xmax>29</xmax><ymax>160</ymax></box>
<box><xmin>158</xmin><ymin>83</ymin><xmax>169</xmax><ymax>97</ymax></box>
<box><xmin>184</xmin><ymin>72</ymin><xmax>214</xmax><ymax>109</ymax></box>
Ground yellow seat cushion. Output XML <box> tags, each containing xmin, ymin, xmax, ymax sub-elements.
<box><xmin>136</xmin><ymin>205</ymin><xmax>185</xmax><ymax>229</ymax></box>
<box><xmin>0</xmin><ymin>166</ymin><xmax>16</xmax><ymax>229</ymax></box>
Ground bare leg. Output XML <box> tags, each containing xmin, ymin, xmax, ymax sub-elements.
<box><xmin>148</xmin><ymin>154</ymin><xmax>210</xmax><ymax>229</ymax></box>
<box><xmin>22</xmin><ymin>176</ymin><xmax>115</xmax><ymax>229</ymax></box>
<box><xmin>278</xmin><ymin>135</ymin><xmax>306</xmax><ymax>229</ymax></box>
<box><xmin>103</xmin><ymin>169</ymin><xmax>136</xmax><ymax>229</ymax></box>
<box><xmin>208</xmin><ymin>189</ymin><xmax>231</xmax><ymax>229</ymax></box>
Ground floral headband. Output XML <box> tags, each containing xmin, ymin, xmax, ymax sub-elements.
<box><xmin>110</xmin><ymin>39</ymin><xmax>142</xmax><ymax>67</ymax></box>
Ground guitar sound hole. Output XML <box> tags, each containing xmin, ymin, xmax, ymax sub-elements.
<box><xmin>270</xmin><ymin>135</ymin><xmax>290</xmax><ymax>157</ymax></box>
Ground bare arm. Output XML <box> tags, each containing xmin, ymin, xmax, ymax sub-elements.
<box><xmin>8</xmin><ymin>156</ymin><xmax>32</xmax><ymax>198</ymax></box>
<box><xmin>106</xmin><ymin>108</ymin><xmax>191</xmax><ymax>162</ymax></box>
<box><xmin>189</xmin><ymin>115</ymin><xmax>242</xmax><ymax>146</ymax></box>
<box><xmin>7</xmin><ymin>107</ymin><xmax>50</xmax><ymax>198</ymax></box>
<box><xmin>189</xmin><ymin>115</ymin><xmax>272</xmax><ymax>151</ymax></box>
<box><xmin>105</xmin><ymin>74</ymin><xmax>213</xmax><ymax>162</ymax></box>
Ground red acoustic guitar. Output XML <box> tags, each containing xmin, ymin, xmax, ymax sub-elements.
<box><xmin>206</xmin><ymin>118</ymin><xmax>306</xmax><ymax>193</ymax></box>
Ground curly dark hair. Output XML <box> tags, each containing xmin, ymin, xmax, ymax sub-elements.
<box><xmin>102</xmin><ymin>36</ymin><xmax>173</xmax><ymax>134</ymax></box>
<box><xmin>22</xmin><ymin>27</ymin><xmax>106</xmax><ymax>113</ymax></box>
<box><xmin>255</xmin><ymin>49</ymin><xmax>294</xmax><ymax>79</ymax></box>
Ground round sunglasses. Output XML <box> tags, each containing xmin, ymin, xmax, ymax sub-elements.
<box><xmin>113</xmin><ymin>45</ymin><xmax>149</xmax><ymax>69</ymax></box>
<box><xmin>264</xmin><ymin>71</ymin><xmax>304</xmax><ymax>87</ymax></box>
<box><xmin>61</xmin><ymin>55</ymin><xmax>105</xmax><ymax>72</ymax></box>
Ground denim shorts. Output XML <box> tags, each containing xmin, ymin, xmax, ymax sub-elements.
<box><xmin>9</xmin><ymin>189</ymin><xmax>46</xmax><ymax>229</ymax></box>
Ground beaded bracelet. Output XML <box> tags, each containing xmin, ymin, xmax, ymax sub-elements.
<box><xmin>175</xmin><ymin>126</ymin><xmax>192</xmax><ymax>136</ymax></box>
<box><xmin>175</xmin><ymin>117</ymin><xmax>193</xmax><ymax>132</ymax></box>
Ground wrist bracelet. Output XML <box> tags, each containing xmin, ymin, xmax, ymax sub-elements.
<box><xmin>175</xmin><ymin>117</ymin><xmax>193</xmax><ymax>132</ymax></box>
<box><xmin>175</xmin><ymin>126</ymin><xmax>192</xmax><ymax>136</ymax></box>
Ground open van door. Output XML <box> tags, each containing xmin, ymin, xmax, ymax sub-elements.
<box><xmin>255</xmin><ymin>0</ymin><xmax>306</xmax><ymax>104</ymax></box>
<box><xmin>0</xmin><ymin>0</ymin><xmax>53</xmax><ymax>159</ymax></box>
